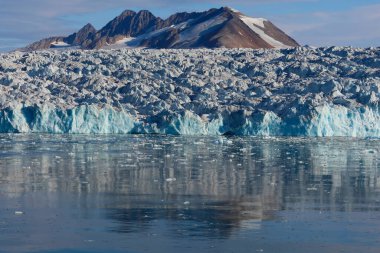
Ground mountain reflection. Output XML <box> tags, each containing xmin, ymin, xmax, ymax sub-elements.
<box><xmin>0</xmin><ymin>134</ymin><xmax>379</xmax><ymax>239</ymax></box>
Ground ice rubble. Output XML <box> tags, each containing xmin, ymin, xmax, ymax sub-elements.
<box><xmin>0</xmin><ymin>46</ymin><xmax>380</xmax><ymax>136</ymax></box>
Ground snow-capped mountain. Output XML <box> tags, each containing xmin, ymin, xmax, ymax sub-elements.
<box><xmin>20</xmin><ymin>7</ymin><xmax>299</xmax><ymax>51</ymax></box>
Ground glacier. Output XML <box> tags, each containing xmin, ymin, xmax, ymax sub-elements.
<box><xmin>0</xmin><ymin>47</ymin><xmax>380</xmax><ymax>136</ymax></box>
<box><xmin>0</xmin><ymin>104</ymin><xmax>380</xmax><ymax>136</ymax></box>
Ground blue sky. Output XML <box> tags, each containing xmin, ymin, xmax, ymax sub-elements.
<box><xmin>0</xmin><ymin>0</ymin><xmax>380</xmax><ymax>52</ymax></box>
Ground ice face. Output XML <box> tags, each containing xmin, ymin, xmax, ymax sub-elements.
<box><xmin>0</xmin><ymin>47</ymin><xmax>379</xmax><ymax>136</ymax></box>
<box><xmin>306</xmin><ymin>106</ymin><xmax>380</xmax><ymax>137</ymax></box>
<box><xmin>0</xmin><ymin>105</ymin><xmax>138</xmax><ymax>134</ymax></box>
<box><xmin>0</xmin><ymin>104</ymin><xmax>380</xmax><ymax>136</ymax></box>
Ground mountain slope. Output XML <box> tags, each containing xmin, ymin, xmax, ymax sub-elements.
<box><xmin>20</xmin><ymin>7</ymin><xmax>299</xmax><ymax>51</ymax></box>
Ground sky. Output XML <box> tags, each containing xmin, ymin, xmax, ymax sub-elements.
<box><xmin>0</xmin><ymin>0</ymin><xmax>379</xmax><ymax>52</ymax></box>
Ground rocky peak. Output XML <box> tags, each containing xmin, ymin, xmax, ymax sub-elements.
<box><xmin>79</xmin><ymin>23</ymin><xmax>96</xmax><ymax>33</ymax></box>
<box><xmin>99</xmin><ymin>9</ymin><xmax>159</xmax><ymax>38</ymax></box>
<box><xmin>222</xmin><ymin>6</ymin><xmax>239</xmax><ymax>13</ymax></box>
<box><xmin>65</xmin><ymin>23</ymin><xmax>96</xmax><ymax>46</ymax></box>
<box><xmin>136</xmin><ymin>10</ymin><xmax>155</xmax><ymax>17</ymax></box>
<box><xmin>130</xmin><ymin>10</ymin><xmax>160</xmax><ymax>36</ymax></box>
<box><xmin>119</xmin><ymin>10</ymin><xmax>137</xmax><ymax>18</ymax></box>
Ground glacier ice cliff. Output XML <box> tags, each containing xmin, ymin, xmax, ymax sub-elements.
<box><xmin>0</xmin><ymin>47</ymin><xmax>380</xmax><ymax>136</ymax></box>
<box><xmin>1</xmin><ymin>104</ymin><xmax>380</xmax><ymax>137</ymax></box>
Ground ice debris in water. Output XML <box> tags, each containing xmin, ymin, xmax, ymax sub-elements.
<box><xmin>0</xmin><ymin>47</ymin><xmax>380</xmax><ymax>136</ymax></box>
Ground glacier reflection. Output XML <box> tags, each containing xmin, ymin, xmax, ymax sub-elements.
<box><xmin>0</xmin><ymin>135</ymin><xmax>379</xmax><ymax>252</ymax></box>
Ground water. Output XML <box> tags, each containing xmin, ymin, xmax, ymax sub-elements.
<box><xmin>0</xmin><ymin>134</ymin><xmax>379</xmax><ymax>253</ymax></box>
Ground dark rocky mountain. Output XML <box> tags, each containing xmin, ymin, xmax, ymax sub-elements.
<box><xmin>20</xmin><ymin>7</ymin><xmax>299</xmax><ymax>51</ymax></box>
<box><xmin>65</xmin><ymin>23</ymin><xmax>96</xmax><ymax>46</ymax></box>
<box><xmin>24</xmin><ymin>23</ymin><xmax>96</xmax><ymax>51</ymax></box>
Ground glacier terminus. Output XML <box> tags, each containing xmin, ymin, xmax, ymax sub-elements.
<box><xmin>0</xmin><ymin>46</ymin><xmax>380</xmax><ymax>136</ymax></box>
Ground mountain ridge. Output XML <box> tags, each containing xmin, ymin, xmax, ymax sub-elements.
<box><xmin>20</xmin><ymin>7</ymin><xmax>299</xmax><ymax>51</ymax></box>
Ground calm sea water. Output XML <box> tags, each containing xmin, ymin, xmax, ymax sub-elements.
<box><xmin>0</xmin><ymin>134</ymin><xmax>379</xmax><ymax>253</ymax></box>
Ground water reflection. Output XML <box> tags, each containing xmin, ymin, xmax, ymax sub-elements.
<box><xmin>0</xmin><ymin>135</ymin><xmax>379</xmax><ymax>252</ymax></box>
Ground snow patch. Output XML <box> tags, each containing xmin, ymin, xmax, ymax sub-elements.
<box><xmin>239</xmin><ymin>15</ymin><xmax>287</xmax><ymax>48</ymax></box>
<box><xmin>51</xmin><ymin>41</ymin><xmax>70</xmax><ymax>47</ymax></box>
<box><xmin>103</xmin><ymin>37</ymin><xmax>138</xmax><ymax>49</ymax></box>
